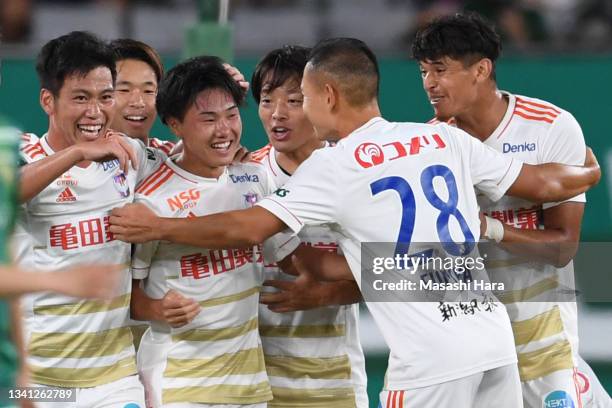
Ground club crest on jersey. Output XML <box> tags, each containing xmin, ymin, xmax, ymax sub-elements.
<box><xmin>543</xmin><ymin>390</ymin><xmax>574</xmax><ymax>408</ymax></box>
<box><xmin>244</xmin><ymin>192</ymin><xmax>259</xmax><ymax>207</ymax></box>
<box><xmin>112</xmin><ymin>171</ymin><xmax>130</xmax><ymax>198</ymax></box>
<box><xmin>354</xmin><ymin>134</ymin><xmax>447</xmax><ymax>168</ymax></box>
<box><xmin>230</xmin><ymin>173</ymin><xmax>260</xmax><ymax>183</ymax></box>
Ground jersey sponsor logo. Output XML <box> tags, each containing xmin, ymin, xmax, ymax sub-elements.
<box><xmin>484</xmin><ymin>205</ymin><xmax>540</xmax><ymax>230</ymax></box>
<box><xmin>354</xmin><ymin>134</ymin><xmax>447</xmax><ymax>169</ymax></box>
<box><xmin>274</xmin><ymin>188</ymin><xmax>289</xmax><ymax>197</ymax></box>
<box><xmin>502</xmin><ymin>142</ymin><xmax>536</xmax><ymax>153</ymax></box>
<box><xmin>56</xmin><ymin>187</ymin><xmax>77</xmax><ymax>203</ymax></box>
<box><xmin>180</xmin><ymin>246</ymin><xmax>264</xmax><ymax>279</ymax></box>
<box><xmin>544</xmin><ymin>390</ymin><xmax>575</xmax><ymax>408</ymax></box>
<box><xmin>56</xmin><ymin>174</ymin><xmax>78</xmax><ymax>187</ymax></box>
<box><xmin>167</xmin><ymin>188</ymin><xmax>201</xmax><ymax>211</ymax></box>
<box><xmin>49</xmin><ymin>215</ymin><xmax>115</xmax><ymax>250</ymax></box>
<box><xmin>102</xmin><ymin>159</ymin><xmax>120</xmax><ymax>172</ymax></box>
<box><xmin>229</xmin><ymin>173</ymin><xmax>260</xmax><ymax>183</ymax></box>
<box><xmin>112</xmin><ymin>171</ymin><xmax>130</xmax><ymax>198</ymax></box>
<box><xmin>146</xmin><ymin>147</ymin><xmax>157</xmax><ymax>161</ymax></box>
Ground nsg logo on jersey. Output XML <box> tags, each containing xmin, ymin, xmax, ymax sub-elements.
<box><xmin>354</xmin><ymin>134</ymin><xmax>447</xmax><ymax>168</ymax></box>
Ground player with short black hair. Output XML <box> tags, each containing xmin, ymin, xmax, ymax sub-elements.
<box><xmin>413</xmin><ymin>12</ymin><xmax>612</xmax><ymax>408</ymax></box>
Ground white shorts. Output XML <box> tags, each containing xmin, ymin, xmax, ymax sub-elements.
<box><xmin>522</xmin><ymin>358</ymin><xmax>612</xmax><ymax>408</ymax></box>
<box><xmin>33</xmin><ymin>374</ymin><xmax>145</xmax><ymax>408</ymax></box>
<box><xmin>378</xmin><ymin>364</ymin><xmax>523</xmax><ymax>408</ymax></box>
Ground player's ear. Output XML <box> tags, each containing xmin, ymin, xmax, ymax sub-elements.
<box><xmin>475</xmin><ymin>58</ymin><xmax>494</xmax><ymax>83</ymax></box>
<box><xmin>40</xmin><ymin>89</ymin><xmax>55</xmax><ymax>115</ymax></box>
<box><xmin>167</xmin><ymin>117</ymin><xmax>183</xmax><ymax>139</ymax></box>
<box><xmin>324</xmin><ymin>83</ymin><xmax>337</xmax><ymax>111</ymax></box>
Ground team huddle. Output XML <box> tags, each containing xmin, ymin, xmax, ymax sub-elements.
<box><xmin>3</xmin><ymin>11</ymin><xmax>611</xmax><ymax>408</ymax></box>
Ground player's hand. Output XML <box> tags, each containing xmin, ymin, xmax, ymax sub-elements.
<box><xmin>109</xmin><ymin>203</ymin><xmax>160</xmax><ymax>243</ymax></box>
<box><xmin>74</xmin><ymin>130</ymin><xmax>138</xmax><ymax>174</ymax></box>
<box><xmin>160</xmin><ymin>289</ymin><xmax>201</xmax><ymax>328</ymax></box>
<box><xmin>169</xmin><ymin>139</ymin><xmax>184</xmax><ymax>156</ymax></box>
<box><xmin>223</xmin><ymin>63</ymin><xmax>249</xmax><ymax>92</ymax></box>
<box><xmin>55</xmin><ymin>264</ymin><xmax>123</xmax><ymax>299</ymax></box>
<box><xmin>233</xmin><ymin>145</ymin><xmax>252</xmax><ymax>163</ymax></box>
<box><xmin>260</xmin><ymin>255</ymin><xmax>325</xmax><ymax>312</ymax></box>
<box><xmin>584</xmin><ymin>146</ymin><xmax>601</xmax><ymax>186</ymax></box>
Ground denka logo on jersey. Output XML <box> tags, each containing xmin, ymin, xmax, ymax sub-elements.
<box><xmin>56</xmin><ymin>187</ymin><xmax>77</xmax><ymax>202</ymax></box>
<box><xmin>167</xmin><ymin>188</ymin><xmax>201</xmax><ymax>211</ymax></box>
<box><xmin>102</xmin><ymin>159</ymin><xmax>120</xmax><ymax>172</ymax></box>
<box><xmin>354</xmin><ymin>134</ymin><xmax>447</xmax><ymax>168</ymax></box>
<box><xmin>502</xmin><ymin>142</ymin><xmax>536</xmax><ymax>153</ymax></box>
<box><xmin>230</xmin><ymin>173</ymin><xmax>260</xmax><ymax>183</ymax></box>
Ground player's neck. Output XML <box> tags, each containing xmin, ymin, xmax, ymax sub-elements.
<box><xmin>455</xmin><ymin>90</ymin><xmax>508</xmax><ymax>142</ymax></box>
<box><xmin>336</xmin><ymin>102</ymin><xmax>381</xmax><ymax>139</ymax></box>
<box><xmin>175</xmin><ymin>151</ymin><xmax>225</xmax><ymax>179</ymax></box>
<box><xmin>276</xmin><ymin>137</ymin><xmax>325</xmax><ymax>174</ymax></box>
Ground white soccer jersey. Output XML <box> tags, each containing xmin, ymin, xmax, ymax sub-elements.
<box><xmin>257</xmin><ymin>117</ymin><xmax>522</xmax><ymax>389</ymax></box>
<box><xmin>252</xmin><ymin>144</ymin><xmax>368</xmax><ymax>408</ymax></box>
<box><xmin>19</xmin><ymin>133</ymin><xmax>164</xmax><ymax>387</ymax></box>
<box><xmin>475</xmin><ymin>93</ymin><xmax>586</xmax><ymax>385</ymax></box>
<box><xmin>131</xmin><ymin>157</ymin><xmax>274</xmax><ymax>405</ymax></box>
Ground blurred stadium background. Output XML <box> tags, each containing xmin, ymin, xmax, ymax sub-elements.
<box><xmin>1</xmin><ymin>0</ymin><xmax>611</xmax><ymax>405</ymax></box>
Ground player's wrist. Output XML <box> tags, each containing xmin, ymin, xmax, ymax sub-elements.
<box><xmin>483</xmin><ymin>216</ymin><xmax>505</xmax><ymax>243</ymax></box>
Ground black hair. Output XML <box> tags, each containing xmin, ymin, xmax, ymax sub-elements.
<box><xmin>412</xmin><ymin>12</ymin><xmax>501</xmax><ymax>79</ymax></box>
<box><xmin>36</xmin><ymin>31</ymin><xmax>116</xmax><ymax>96</ymax></box>
<box><xmin>307</xmin><ymin>38</ymin><xmax>379</xmax><ymax>107</ymax></box>
<box><xmin>156</xmin><ymin>55</ymin><xmax>245</xmax><ymax>124</ymax></box>
<box><xmin>110</xmin><ymin>38</ymin><xmax>164</xmax><ymax>84</ymax></box>
<box><xmin>251</xmin><ymin>45</ymin><xmax>311</xmax><ymax>104</ymax></box>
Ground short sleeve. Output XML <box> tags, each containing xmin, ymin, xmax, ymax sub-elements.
<box><xmin>127</xmin><ymin>137</ymin><xmax>166</xmax><ymax>184</ymax></box>
<box><xmin>538</xmin><ymin>111</ymin><xmax>587</xmax><ymax>209</ymax></box>
<box><xmin>445</xmin><ymin>125</ymin><xmax>523</xmax><ymax>202</ymax></box>
<box><xmin>256</xmin><ymin>149</ymin><xmax>340</xmax><ymax>234</ymax></box>
<box><xmin>130</xmin><ymin>194</ymin><xmax>160</xmax><ymax>279</ymax></box>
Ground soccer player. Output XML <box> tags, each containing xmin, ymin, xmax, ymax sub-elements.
<box><xmin>412</xmin><ymin>13</ymin><xmax>612</xmax><ymax>408</ymax></box>
<box><xmin>18</xmin><ymin>31</ymin><xmax>165</xmax><ymax>407</ymax></box>
<box><xmin>110</xmin><ymin>38</ymin><xmax>600</xmax><ymax>407</ymax></box>
<box><xmin>130</xmin><ymin>56</ymin><xmax>288</xmax><ymax>407</ymax></box>
<box><xmin>250</xmin><ymin>45</ymin><xmax>368</xmax><ymax>408</ymax></box>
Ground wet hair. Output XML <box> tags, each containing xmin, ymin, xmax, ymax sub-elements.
<box><xmin>156</xmin><ymin>55</ymin><xmax>245</xmax><ymax>124</ymax></box>
<box><xmin>110</xmin><ymin>38</ymin><xmax>164</xmax><ymax>84</ymax></box>
<box><xmin>307</xmin><ymin>38</ymin><xmax>379</xmax><ymax>107</ymax></box>
<box><xmin>251</xmin><ymin>45</ymin><xmax>311</xmax><ymax>104</ymax></box>
<box><xmin>412</xmin><ymin>12</ymin><xmax>501</xmax><ymax>80</ymax></box>
<box><xmin>36</xmin><ymin>31</ymin><xmax>116</xmax><ymax>96</ymax></box>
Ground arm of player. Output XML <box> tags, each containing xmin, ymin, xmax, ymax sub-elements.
<box><xmin>484</xmin><ymin>202</ymin><xmax>583</xmax><ymax>267</ymax></box>
<box><xmin>110</xmin><ymin>203</ymin><xmax>287</xmax><ymax>246</ymax></box>
<box><xmin>130</xmin><ymin>285</ymin><xmax>201</xmax><ymax>328</ymax></box>
<box><xmin>261</xmin><ymin>249</ymin><xmax>361</xmax><ymax>312</ymax></box>
<box><xmin>506</xmin><ymin>147</ymin><xmax>600</xmax><ymax>203</ymax></box>
<box><xmin>0</xmin><ymin>264</ymin><xmax>121</xmax><ymax>298</ymax></box>
<box><xmin>20</xmin><ymin>131</ymin><xmax>138</xmax><ymax>202</ymax></box>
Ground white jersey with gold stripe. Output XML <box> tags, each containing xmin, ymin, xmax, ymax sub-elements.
<box><xmin>252</xmin><ymin>144</ymin><xmax>368</xmax><ymax>408</ymax></box>
<box><xmin>131</xmin><ymin>157</ymin><xmax>274</xmax><ymax>405</ymax></box>
<box><xmin>475</xmin><ymin>93</ymin><xmax>585</xmax><ymax>383</ymax></box>
<box><xmin>19</xmin><ymin>133</ymin><xmax>164</xmax><ymax>388</ymax></box>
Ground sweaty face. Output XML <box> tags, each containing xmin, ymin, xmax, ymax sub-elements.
<box><xmin>173</xmin><ymin>88</ymin><xmax>241</xmax><ymax>170</ymax></box>
<box><xmin>419</xmin><ymin>56</ymin><xmax>479</xmax><ymax>121</ymax></box>
<box><xmin>258</xmin><ymin>77</ymin><xmax>316</xmax><ymax>153</ymax></box>
<box><xmin>49</xmin><ymin>66</ymin><xmax>115</xmax><ymax>145</ymax></box>
<box><xmin>112</xmin><ymin>59</ymin><xmax>158</xmax><ymax>142</ymax></box>
<box><xmin>301</xmin><ymin>66</ymin><xmax>336</xmax><ymax>141</ymax></box>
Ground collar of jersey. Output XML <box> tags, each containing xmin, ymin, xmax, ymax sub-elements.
<box><xmin>487</xmin><ymin>91</ymin><xmax>516</xmax><ymax>143</ymax></box>
<box><xmin>165</xmin><ymin>155</ymin><xmax>229</xmax><ymax>185</ymax></box>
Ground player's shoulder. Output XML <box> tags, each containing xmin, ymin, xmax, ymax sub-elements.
<box><xmin>512</xmin><ymin>93</ymin><xmax>571</xmax><ymax>126</ymax></box>
<box><xmin>250</xmin><ymin>143</ymin><xmax>272</xmax><ymax>163</ymax></box>
<box><xmin>20</xmin><ymin>133</ymin><xmax>47</xmax><ymax>163</ymax></box>
<box><xmin>228</xmin><ymin>160</ymin><xmax>268</xmax><ymax>183</ymax></box>
<box><xmin>135</xmin><ymin>160</ymin><xmax>176</xmax><ymax>198</ymax></box>
<box><xmin>148</xmin><ymin>137</ymin><xmax>175</xmax><ymax>155</ymax></box>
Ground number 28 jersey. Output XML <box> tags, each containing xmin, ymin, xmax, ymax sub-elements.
<box><xmin>257</xmin><ymin>117</ymin><xmax>521</xmax><ymax>389</ymax></box>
